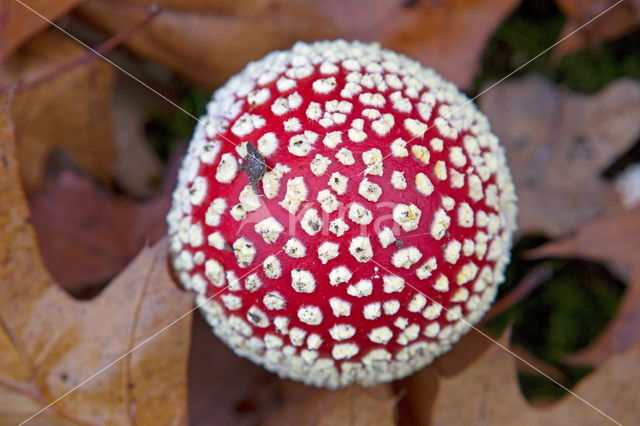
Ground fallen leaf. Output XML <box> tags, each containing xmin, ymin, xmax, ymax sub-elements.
<box><xmin>0</xmin><ymin>0</ymin><xmax>85</xmax><ymax>60</ymax></box>
<box><xmin>190</xmin><ymin>311</ymin><xmax>397</xmax><ymax>426</ymax></box>
<box><xmin>28</xmin><ymin>166</ymin><xmax>171</xmax><ymax>293</ymax></box>
<box><xmin>428</xmin><ymin>330</ymin><xmax>640</xmax><ymax>425</ymax></box>
<box><xmin>0</xmin><ymin>29</ymin><xmax>116</xmax><ymax>188</ymax></box>
<box><xmin>260</xmin><ymin>382</ymin><xmax>396</xmax><ymax>426</ymax></box>
<box><xmin>188</xmin><ymin>314</ymin><xmax>276</xmax><ymax>426</ymax></box>
<box><xmin>530</xmin><ymin>208</ymin><xmax>640</xmax><ymax>365</ymax></box>
<box><xmin>396</xmin><ymin>327</ymin><xmax>568</xmax><ymax>424</ymax></box>
<box><xmin>0</xmin><ymin>93</ymin><xmax>193</xmax><ymax>424</ymax></box>
<box><xmin>122</xmin><ymin>0</ymin><xmax>274</xmax><ymax>14</ymax></box>
<box><xmin>553</xmin><ymin>0</ymin><xmax>640</xmax><ymax>57</ymax></box>
<box><xmin>111</xmin><ymin>78</ymin><xmax>164</xmax><ymax>198</ymax></box>
<box><xmin>314</xmin><ymin>0</ymin><xmax>521</xmax><ymax>88</ymax></box>
<box><xmin>77</xmin><ymin>0</ymin><xmax>335</xmax><ymax>91</ymax></box>
<box><xmin>483</xmin><ymin>265</ymin><xmax>553</xmax><ymax>321</ymax></box>
<box><xmin>394</xmin><ymin>330</ymin><xmax>491</xmax><ymax>426</ymax></box>
<box><xmin>509</xmin><ymin>344</ymin><xmax>569</xmax><ymax>385</ymax></box>
<box><xmin>77</xmin><ymin>0</ymin><xmax>520</xmax><ymax>90</ymax></box>
<box><xmin>480</xmin><ymin>75</ymin><xmax>640</xmax><ymax>236</ymax></box>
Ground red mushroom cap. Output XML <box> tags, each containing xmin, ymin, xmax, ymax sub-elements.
<box><xmin>168</xmin><ymin>40</ymin><xmax>517</xmax><ymax>388</ymax></box>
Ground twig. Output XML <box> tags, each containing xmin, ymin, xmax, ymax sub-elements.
<box><xmin>12</xmin><ymin>4</ymin><xmax>161</xmax><ymax>92</ymax></box>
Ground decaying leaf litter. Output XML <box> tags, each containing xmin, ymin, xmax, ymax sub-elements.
<box><xmin>1</xmin><ymin>0</ymin><xmax>640</xmax><ymax>424</ymax></box>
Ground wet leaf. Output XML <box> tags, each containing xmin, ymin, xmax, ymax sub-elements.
<box><xmin>481</xmin><ymin>75</ymin><xmax>640</xmax><ymax>237</ymax></box>
<box><xmin>530</xmin><ymin>208</ymin><xmax>640</xmax><ymax>365</ymax></box>
<box><xmin>0</xmin><ymin>30</ymin><xmax>116</xmax><ymax>188</ymax></box>
<box><xmin>0</xmin><ymin>93</ymin><xmax>193</xmax><ymax>424</ymax></box>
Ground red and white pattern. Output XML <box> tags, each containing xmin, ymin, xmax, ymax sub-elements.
<box><xmin>167</xmin><ymin>40</ymin><xmax>517</xmax><ymax>388</ymax></box>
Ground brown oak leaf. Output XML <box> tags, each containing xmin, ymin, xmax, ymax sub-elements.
<box><xmin>111</xmin><ymin>79</ymin><xmax>165</xmax><ymax>198</ymax></box>
<box><xmin>77</xmin><ymin>0</ymin><xmax>334</xmax><ymax>91</ymax></box>
<box><xmin>397</xmin><ymin>328</ymin><xmax>561</xmax><ymax>423</ymax></box>
<box><xmin>0</xmin><ymin>0</ymin><xmax>85</xmax><ymax>60</ymax></box>
<box><xmin>28</xmin><ymin>166</ymin><xmax>171</xmax><ymax>294</ymax></box>
<box><xmin>313</xmin><ymin>0</ymin><xmax>521</xmax><ymax>89</ymax></box>
<box><xmin>480</xmin><ymin>75</ymin><xmax>640</xmax><ymax>237</ymax></box>
<box><xmin>0</xmin><ymin>93</ymin><xmax>193</xmax><ymax>424</ymax></box>
<box><xmin>77</xmin><ymin>0</ymin><xmax>520</xmax><ymax>90</ymax></box>
<box><xmin>428</xmin><ymin>330</ymin><xmax>639</xmax><ymax>425</ymax></box>
<box><xmin>261</xmin><ymin>382</ymin><xmax>396</xmax><ymax>426</ymax></box>
<box><xmin>530</xmin><ymin>207</ymin><xmax>640</xmax><ymax>365</ymax></box>
<box><xmin>0</xmin><ymin>30</ymin><xmax>116</xmax><ymax>188</ymax></box>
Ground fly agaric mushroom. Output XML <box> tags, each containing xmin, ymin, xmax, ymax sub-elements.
<box><xmin>167</xmin><ymin>40</ymin><xmax>517</xmax><ymax>388</ymax></box>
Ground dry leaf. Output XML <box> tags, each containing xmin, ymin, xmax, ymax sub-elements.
<box><xmin>615</xmin><ymin>163</ymin><xmax>640</xmax><ymax>208</ymax></box>
<box><xmin>77</xmin><ymin>0</ymin><xmax>335</xmax><ymax>91</ymax></box>
<box><xmin>0</xmin><ymin>93</ymin><xmax>193</xmax><ymax>424</ymax></box>
<box><xmin>261</xmin><ymin>382</ymin><xmax>396</xmax><ymax>426</ymax></box>
<box><xmin>314</xmin><ymin>0</ymin><xmax>521</xmax><ymax>88</ymax></box>
<box><xmin>78</xmin><ymin>0</ymin><xmax>519</xmax><ymax>90</ymax></box>
<box><xmin>530</xmin><ymin>208</ymin><xmax>640</xmax><ymax>365</ymax></box>
<box><xmin>28</xmin><ymin>166</ymin><xmax>170</xmax><ymax>293</ymax></box>
<box><xmin>480</xmin><ymin>75</ymin><xmax>640</xmax><ymax>236</ymax></box>
<box><xmin>553</xmin><ymin>0</ymin><xmax>640</xmax><ymax>57</ymax></box>
<box><xmin>397</xmin><ymin>328</ymin><xmax>570</xmax><ymax>424</ymax></box>
<box><xmin>188</xmin><ymin>314</ymin><xmax>277</xmax><ymax>426</ymax></box>
<box><xmin>395</xmin><ymin>331</ymin><xmax>490</xmax><ymax>425</ymax></box>
<box><xmin>188</xmin><ymin>310</ymin><xmax>395</xmax><ymax>426</ymax></box>
<box><xmin>428</xmin><ymin>330</ymin><xmax>640</xmax><ymax>425</ymax></box>
<box><xmin>0</xmin><ymin>0</ymin><xmax>85</xmax><ymax>60</ymax></box>
<box><xmin>0</xmin><ymin>30</ymin><xmax>116</xmax><ymax>188</ymax></box>
<box><xmin>122</xmin><ymin>0</ymin><xmax>274</xmax><ymax>14</ymax></box>
<box><xmin>111</xmin><ymin>79</ymin><xmax>164</xmax><ymax>198</ymax></box>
